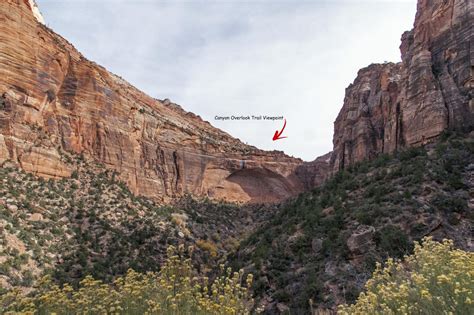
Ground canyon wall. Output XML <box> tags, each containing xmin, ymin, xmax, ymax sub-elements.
<box><xmin>294</xmin><ymin>152</ymin><xmax>332</xmax><ymax>189</ymax></box>
<box><xmin>331</xmin><ymin>0</ymin><xmax>473</xmax><ymax>171</ymax></box>
<box><xmin>0</xmin><ymin>0</ymin><xmax>309</xmax><ymax>203</ymax></box>
<box><xmin>1</xmin><ymin>0</ymin><xmax>470</xmax><ymax>201</ymax></box>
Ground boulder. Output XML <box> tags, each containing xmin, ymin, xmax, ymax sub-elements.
<box><xmin>347</xmin><ymin>225</ymin><xmax>375</xmax><ymax>255</ymax></box>
<box><xmin>6</xmin><ymin>204</ymin><xmax>18</xmax><ymax>212</ymax></box>
<box><xmin>311</xmin><ymin>238</ymin><xmax>323</xmax><ymax>253</ymax></box>
<box><xmin>28</xmin><ymin>213</ymin><xmax>43</xmax><ymax>222</ymax></box>
<box><xmin>276</xmin><ymin>303</ymin><xmax>290</xmax><ymax>313</ymax></box>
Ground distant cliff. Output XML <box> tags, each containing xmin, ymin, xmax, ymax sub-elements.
<box><xmin>0</xmin><ymin>0</ymin><xmax>312</xmax><ymax>203</ymax></box>
<box><xmin>331</xmin><ymin>0</ymin><xmax>473</xmax><ymax>171</ymax></box>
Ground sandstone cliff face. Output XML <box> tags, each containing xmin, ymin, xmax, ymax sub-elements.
<box><xmin>331</xmin><ymin>0</ymin><xmax>473</xmax><ymax>171</ymax></box>
<box><xmin>294</xmin><ymin>152</ymin><xmax>332</xmax><ymax>189</ymax></box>
<box><xmin>331</xmin><ymin>63</ymin><xmax>402</xmax><ymax>170</ymax></box>
<box><xmin>0</xmin><ymin>0</ymin><xmax>306</xmax><ymax>203</ymax></box>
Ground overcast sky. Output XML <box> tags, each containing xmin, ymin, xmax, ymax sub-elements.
<box><xmin>37</xmin><ymin>0</ymin><xmax>417</xmax><ymax>161</ymax></box>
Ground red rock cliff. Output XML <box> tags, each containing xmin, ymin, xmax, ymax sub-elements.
<box><xmin>331</xmin><ymin>0</ymin><xmax>473</xmax><ymax>170</ymax></box>
<box><xmin>0</xmin><ymin>0</ymin><xmax>306</xmax><ymax>203</ymax></box>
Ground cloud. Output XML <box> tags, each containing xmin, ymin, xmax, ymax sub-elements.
<box><xmin>37</xmin><ymin>0</ymin><xmax>417</xmax><ymax>160</ymax></box>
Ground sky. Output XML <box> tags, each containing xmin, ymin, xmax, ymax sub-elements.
<box><xmin>37</xmin><ymin>0</ymin><xmax>417</xmax><ymax>161</ymax></box>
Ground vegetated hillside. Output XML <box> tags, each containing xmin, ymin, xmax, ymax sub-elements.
<box><xmin>230</xmin><ymin>132</ymin><xmax>474</xmax><ymax>314</ymax></box>
<box><xmin>0</xmin><ymin>150</ymin><xmax>274</xmax><ymax>292</ymax></box>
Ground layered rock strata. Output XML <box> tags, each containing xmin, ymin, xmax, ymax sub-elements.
<box><xmin>331</xmin><ymin>0</ymin><xmax>473</xmax><ymax>171</ymax></box>
<box><xmin>0</xmin><ymin>0</ymin><xmax>307</xmax><ymax>203</ymax></box>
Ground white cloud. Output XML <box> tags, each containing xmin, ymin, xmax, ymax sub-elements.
<box><xmin>37</xmin><ymin>0</ymin><xmax>417</xmax><ymax>160</ymax></box>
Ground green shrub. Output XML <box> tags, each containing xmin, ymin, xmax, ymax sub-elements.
<box><xmin>375</xmin><ymin>225</ymin><xmax>411</xmax><ymax>258</ymax></box>
<box><xmin>397</xmin><ymin>147</ymin><xmax>426</xmax><ymax>161</ymax></box>
<box><xmin>432</xmin><ymin>194</ymin><xmax>468</xmax><ymax>214</ymax></box>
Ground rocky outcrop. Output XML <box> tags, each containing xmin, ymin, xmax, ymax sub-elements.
<box><xmin>294</xmin><ymin>152</ymin><xmax>332</xmax><ymax>189</ymax></box>
<box><xmin>347</xmin><ymin>225</ymin><xmax>376</xmax><ymax>256</ymax></box>
<box><xmin>0</xmin><ymin>0</ymin><xmax>309</xmax><ymax>203</ymax></box>
<box><xmin>331</xmin><ymin>0</ymin><xmax>473</xmax><ymax>171</ymax></box>
<box><xmin>24</xmin><ymin>0</ymin><xmax>44</xmax><ymax>24</ymax></box>
<box><xmin>331</xmin><ymin>63</ymin><xmax>403</xmax><ymax>170</ymax></box>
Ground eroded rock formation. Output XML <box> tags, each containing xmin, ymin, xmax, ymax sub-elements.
<box><xmin>1</xmin><ymin>0</ymin><xmax>470</xmax><ymax>202</ymax></box>
<box><xmin>331</xmin><ymin>0</ymin><xmax>473</xmax><ymax>171</ymax></box>
<box><xmin>0</xmin><ymin>0</ymin><xmax>307</xmax><ymax>203</ymax></box>
<box><xmin>331</xmin><ymin>63</ymin><xmax>403</xmax><ymax>170</ymax></box>
<box><xmin>294</xmin><ymin>152</ymin><xmax>332</xmax><ymax>189</ymax></box>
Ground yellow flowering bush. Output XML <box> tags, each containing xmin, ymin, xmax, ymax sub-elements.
<box><xmin>339</xmin><ymin>237</ymin><xmax>474</xmax><ymax>315</ymax></box>
<box><xmin>196</xmin><ymin>239</ymin><xmax>219</xmax><ymax>258</ymax></box>
<box><xmin>0</xmin><ymin>245</ymin><xmax>254</xmax><ymax>314</ymax></box>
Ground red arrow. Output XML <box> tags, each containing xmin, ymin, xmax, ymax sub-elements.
<box><xmin>272</xmin><ymin>119</ymin><xmax>287</xmax><ymax>141</ymax></box>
